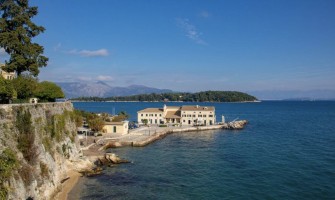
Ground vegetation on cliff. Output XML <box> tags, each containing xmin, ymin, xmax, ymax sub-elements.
<box><xmin>0</xmin><ymin>103</ymin><xmax>80</xmax><ymax>199</ymax></box>
<box><xmin>72</xmin><ymin>91</ymin><xmax>258</xmax><ymax>102</ymax></box>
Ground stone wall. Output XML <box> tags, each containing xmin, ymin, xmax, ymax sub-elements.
<box><xmin>0</xmin><ymin>102</ymin><xmax>81</xmax><ymax>200</ymax></box>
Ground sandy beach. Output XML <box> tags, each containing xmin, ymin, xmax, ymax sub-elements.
<box><xmin>56</xmin><ymin>170</ymin><xmax>81</xmax><ymax>200</ymax></box>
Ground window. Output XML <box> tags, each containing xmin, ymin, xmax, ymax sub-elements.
<box><xmin>160</xmin><ymin>114</ymin><xmax>162</xmax><ymax>117</ymax></box>
<box><xmin>183</xmin><ymin>120</ymin><xmax>185</xmax><ymax>122</ymax></box>
<box><xmin>192</xmin><ymin>115</ymin><xmax>196</xmax><ymax>117</ymax></box>
<box><xmin>113</xmin><ymin>126</ymin><xmax>116</xmax><ymax>133</ymax></box>
<box><xmin>198</xmin><ymin>115</ymin><xmax>202</xmax><ymax>117</ymax></box>
<box><xmin>141</xmin><ymin>114</ymin><xmax>143</xmax><ymax>116</ymax></box>
<box><xmin>203</xmin><ymin>115</ymin><xmax>207</xmax><ymax>117</ymax></box>
<box><xmin>209</xmin><ymin>115</ymin><xmax>213</xmax><ymax>117</ymax></box>
<box><xmin>187</xmin><ymin>115</ymin><xmax>191</xmax><ymax>117</ymax></box>
<box><xmin>155</xmin><ymin>114</ymin><xmax>157</xmax><ymax>117</ymax></box>
<box><xmin>146</xmin><ymin>114</ymin><xmax>148</xmax><ymax>117</ymax></box>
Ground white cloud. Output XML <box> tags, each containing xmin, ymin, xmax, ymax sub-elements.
<box><xmin>54</xmin><ymin>43</ymin><xmax>62</xmax><ymax>51</ymax></box>
<box><xmin>68</xmin><ymin>48</ymin><xmax>109</xmax><ymax>57</ymax></box>
<box><xmin>200</xmin><ymin>11</ymin><xmax>210</xmax><ymax>18</ymax></box>
<box><xmin>176</xmin><ymin>18</ymin><xmax>207</xmax><ymax>45</ymax></box>
<box><xmin>97</xmin><ymin>75</ymin><xmax>113</xmax><ymax>81</ymax></box>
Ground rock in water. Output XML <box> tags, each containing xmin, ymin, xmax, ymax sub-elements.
<box><xmin>222</xmin><ymin>120</ymin><xmax>248</xmax><ymax>130</ymax></box>
<box><xmin>105</xmin><ymin>153</ymin><xmax>130</xmax><ymax>164</ymax></box>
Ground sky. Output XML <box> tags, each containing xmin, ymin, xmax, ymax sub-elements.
<box><xmin>1</xmin><ymin>0</ymin><xmax>335</xmax><ymax>95</ymax></box>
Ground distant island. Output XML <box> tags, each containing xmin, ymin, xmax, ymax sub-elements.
<box><xmin>71</xmin><ymin>91</ymin><xmax>258</xmax><ymax>102</ymax></box>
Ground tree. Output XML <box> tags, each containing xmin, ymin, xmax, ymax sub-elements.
<box><xmin>0</xmin><ymin>0</ymin><xmax>48</xmax><ymax>76</ymax></box>
<box><xmin>0</xmin><ymin>76</ymin><xmax>16</xmax><ymax>103</ymax></box>
<box><xmin>12</xmin><ymin>74</ymin><xmax>38</xmax><ymax>99</ymax></box>
<box><xmin>34</xmin><ymin>81</ymin><xmax>64</xmax><ymax>102</ymax></box>
<box><xmin>86</xmin><ymin>113</ymin><xmax>104</xmax><ymax>132</ymax></box>
<box><xmin>112</xmin><ymin>111</ymin><xmax>129</xmax><ymax>122</ymax></box>
<box><xmin>141</xmin><ymin>119</ymin><xmax>148</xmax><ymax>125</ymax></box>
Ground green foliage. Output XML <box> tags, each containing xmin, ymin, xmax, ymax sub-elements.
<box><xmin>50</xmin><ymin>114</ymin><xmax>66</xmax><ymax>141</ymax></box>
<box><xmin>0</xmin><ymin>148</ymin><xmax>18</xmax><ymax>199</ymax></box>
<box><xmin>34</xmin><ymin>81</ymin><xmax>64</xmax><ymax>102</ymax></box>
<box><xmin>15</xmin><ymin>107</ymin><xmax>38</xmax><ymax>164</ymax></box>
<box><xmin>72</xmin><ymin>91</ymin><xmax>258</xmax><ymax>102</ymax></box>
<box><xmin>72</xmin><ymin>110</ymin><xmax>83</xmax><ymax>127</ymax></box>
<box><xmin>12</xmin><ymin>74</ymin><xmax>38</xmax><ymax>99</ymax></box>
<box><xmin>0</xmin><ymin>76</ymin><xmax>15</xmax><ymax>103</ymax></box>
<box><xmin>141</xmin><ymin>119</ymin><xmax>148</xmax><ymax>125</ymax></box>
<box><xmin>87</xmin><ymin>115</ymin><xmax>104</xmax><ymax>132</ymax></box>
<box><xmin>112</xmin><ymin>111</ymin><xmax>129</xmax><ymax>122</ymax></box>
<box><xmin>0</xmin><ymin>0</ymin><xmax>48</xmax><ymax>76</ymax></box>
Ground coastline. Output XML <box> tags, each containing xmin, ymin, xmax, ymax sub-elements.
<box><xmin>55</xmin><ymin>169</ymin><xmax>81</xmax><ymax>200</ymax></box>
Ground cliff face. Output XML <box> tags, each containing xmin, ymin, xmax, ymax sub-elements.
<box><xmin>0</xmin><ymin>102</ymin><xmax>82</xmax><ymax>200</ymax></box>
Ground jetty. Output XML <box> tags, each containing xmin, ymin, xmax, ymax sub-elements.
<box><xmin>80</xmin><ymin>120</ymin><xmax>248</xmax><ymax>156</ymax></box>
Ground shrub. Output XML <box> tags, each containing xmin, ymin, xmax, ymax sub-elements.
<box><xmin>15</xmin><ymin>107</ymin><xmax>38</xmax><ymax>164</ymax></box>
<box><xmin>0</xmin><ymin>148</ymin><xmax>18</xmax><ymax>199</ymax></box>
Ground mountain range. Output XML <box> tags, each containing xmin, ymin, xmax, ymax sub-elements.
<box><xmin>56</xmin><ymin>81</ymin><xmax>173</xmax><ymax>98</ymax></box>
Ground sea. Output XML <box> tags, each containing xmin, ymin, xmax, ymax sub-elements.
<box><xmin>69</xmin><ymin>101</ymin><xmax>335</xmax><ymax>199</ymax></box>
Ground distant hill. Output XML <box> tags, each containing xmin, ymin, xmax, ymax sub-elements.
<box><xmin>72</xmin><ymin>91</ymin><xmax>258</xmax><ymax>102</ymax></box>
<box><xmin>56</xmin><ymin>82</ymin><xmax>173</xmax><ymax>98</ymax></box>
<box><xmin>249</xmin><ymin>90</ymin><xmax>335</xmax><ymax>100</ymax></box>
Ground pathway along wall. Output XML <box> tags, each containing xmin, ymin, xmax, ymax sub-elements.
<box><xmin>0</xmin><ymin>102</ymin><xmax>81</xmax><ymax>200</ymax></box>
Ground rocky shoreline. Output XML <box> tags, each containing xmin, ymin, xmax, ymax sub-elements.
<box><xmin>61</xmin><ymin>120</ymin><xmax>248</xmax><ymax>199</ymax></box>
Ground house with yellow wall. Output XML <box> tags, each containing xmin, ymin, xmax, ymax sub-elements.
<box><xmin>102</xmin><ymin>121</ymin><xmax>129</xmax><ymax>135</ymax></box>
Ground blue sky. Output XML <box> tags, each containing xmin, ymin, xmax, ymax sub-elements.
<box><xmin>2</xmin><ymin>0</ymin><xmax>335</xmax><ymax>94</ymax></box>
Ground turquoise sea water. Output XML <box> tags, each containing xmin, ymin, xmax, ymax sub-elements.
<box><xmin>70</xmin><ymin>101</ymin><xmax>335</xmax><ymax>199</ymax></box>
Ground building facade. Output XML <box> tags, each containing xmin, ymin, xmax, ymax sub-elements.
<box><xmin>137</xmin><ymin>105</ymin><xmax>216</xmax><ymax>126</ymax></box>
<box><xmin>102</xmin><ymin>121</ymin><xmax>129</xmax><ymax>135</ymax></box>
<box><xmin>0</xmin><ymin>63</ymin><xmax>16</xmax><ymax>80</ymax></box>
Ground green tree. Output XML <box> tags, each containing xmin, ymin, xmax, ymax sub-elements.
<box><xmin>112</xmin><ymin>111</ymin><xmax>130</xmax><ymax>122</ymax></box>
<box><xmin>34</xmin><ymin>81</ymin><xmax>64</xmax><ymax>102</ymax></box>
<box><xmin>0</xmin><ymin>76</ymin><xmax>15</xmax><ymax>103</ymax></box>
<box><xmin>12</xmin><ymin>74</ymin><xmax>38</xmax><ymax>99</ymax></box>
<box><xmin>0</xmin><ymin>0</ymin><xmax>48</xmax><ymax>76</ymax></box>
<box><xmin>86</xmin><ymin>113</ymin><xmax>104</xmax><ymax>132</ymax></box>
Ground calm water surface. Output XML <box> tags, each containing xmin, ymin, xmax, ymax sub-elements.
<box><xmin>70</xmin><ymin>101</ymin><xmax>335</xmax><ymax>199</ymax></box>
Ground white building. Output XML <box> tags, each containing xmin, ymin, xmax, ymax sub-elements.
<box><xmin>137</xmin><ymin>105</ymin><xmax>216</xmax><ymax>126</ymax></box>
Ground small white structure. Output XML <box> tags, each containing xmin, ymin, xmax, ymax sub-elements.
<box><xmin>29</xmin><ymin>98</ymin><xmax>38</xmax><ymax>104</ymax></box>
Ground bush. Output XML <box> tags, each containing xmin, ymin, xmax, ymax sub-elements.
<box><xmin>34</xmin><ymin>81</ymin><xmax>64</xmax><ymax>102</ymax></box>
<box><xmin>0</xmin><ymin>148</ymin><xmax>18</xmax><ymax>199</ymax></box>
<box><xmin>15</xmin><ymin>107</ymin><xmax>38</xmax><ymax>164</ymax></box>
<box><xmin>159</xmin><ymin>124</ymin><xmax>167</xmax><ymax>127</ymax></box>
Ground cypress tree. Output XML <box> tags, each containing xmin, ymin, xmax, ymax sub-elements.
<box><xmin>0</xmin><ymin>0</ymin><xmax>48</xmax><ymax>76</ymax></box>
